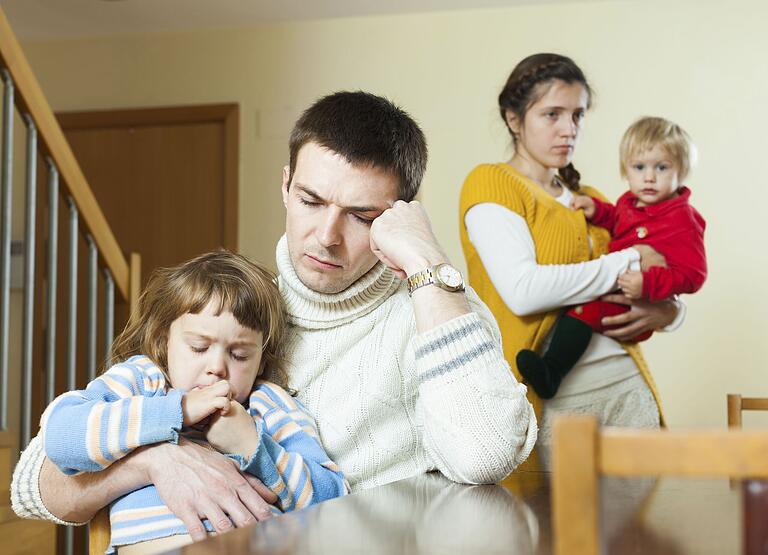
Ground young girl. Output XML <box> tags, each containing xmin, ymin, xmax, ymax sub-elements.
<box><xmin>517</xmin><ymin>116</ymin><xmax>707</xmax><ymax>398</ymax></box>
<box><xmin>40</xmin><ymin>251</ymin><xmax>347</xmax><ymax>553</ymax></box>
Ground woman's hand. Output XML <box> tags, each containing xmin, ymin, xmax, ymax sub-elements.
<box><xmin>571</xmin><ymin>195</ymin><xmax>596</xmax><ymax>219</ymax></box>
<box><xmin>182</xmin><ymin>381</ymin><xmax>231</xmax><ymax>426</ymax></box>
<box><xmin>600</xmin><ymin>293</ymin><xmax>678</xmax><ymax>341</ymax></box>
<box><xmin>369</xmin><ymin>200</ymin><xmax>449</xmax><ymax>279</ymax></box>
<box><xmin>205</xmin><ymin>402</ymin><xmax>260</xmax><ymax>459</ymax></box>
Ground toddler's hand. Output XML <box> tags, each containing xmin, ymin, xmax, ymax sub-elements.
<box><xmin>618</xmin><ymin>271</ymin><xmax>644</xmax><ymax>300</ymax></box>
<box><xmin>571</xmin><ymin>195</ymin><xmax>595</xmax><ymax>219</ymax></box>
<box><xmin>206</xmin><ymin>401</ymin><xmax>259</xmax><ymax>459</ymax></box>
<box><xmin>182</xmin><ymin>380</ymin><xmax>232</xmax><ymax>427</ymax></box>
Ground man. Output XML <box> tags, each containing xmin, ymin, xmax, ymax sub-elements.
<box><xmin>12</xmin><ymin>91</ymin><xmax>537</xmax><ymax>541</ymax></box>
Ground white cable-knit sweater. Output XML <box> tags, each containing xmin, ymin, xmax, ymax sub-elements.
<box><xmin>11</xmin><ymin>237</ymin><xmax>536</xmax><ymax>523</ymax></box>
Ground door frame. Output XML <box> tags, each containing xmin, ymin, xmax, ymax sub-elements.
<box><xmin>56</xmin><ymin>103</ymin><xmax>240</xmax><ymax>250</ymax></box>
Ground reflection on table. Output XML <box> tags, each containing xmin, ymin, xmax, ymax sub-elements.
<box><xmin>169</xmin><ymin>470</ymin><xmax>746</xmax><ymax>554</ymax></box>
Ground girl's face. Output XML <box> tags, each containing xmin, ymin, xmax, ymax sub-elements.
<box><xmin>166</xmin><ymin>299</ymin><xmax>263</xmax><ymax>404</ymax></box>
<box><xmin>508</xmin><ymin>80</ymin><xmax>588</xmax><ymax>173</ymax></box>
<box><xmin>625</xmin><ymin>144</ymin><xmax>680</xmax><ymax>207</ymax></box>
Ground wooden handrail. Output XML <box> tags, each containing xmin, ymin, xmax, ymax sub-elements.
<box><xmin>0</xmin><ymin>7</ymin><xmax>129</xmax><ymax>300</ymax></box>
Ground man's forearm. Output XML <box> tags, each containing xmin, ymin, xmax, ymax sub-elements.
<box><xmin>402</xmin><ymin>251</ymin><xmax>471</xmax><ymax>333</ymax></box>
<box><xmin>413</xmin><ymin>307</ymin><xmax>537</xmax><ymax>483</ymax></box>
<box><xmin>14</xmin><ymin>435</ymin><xmax>150</xmax><ymax>523</ymax></box>
<box><xmin>410</xmin><ymin>283</ymin><xmax>472</xmax><ymax>333</ymax></box>
<box><xmin>41</xmin><ymin>454</ymin><xmax>148</xmax><ymax>522</ymax></box>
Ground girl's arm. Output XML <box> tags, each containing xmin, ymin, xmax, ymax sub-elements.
<box><xmin>208</xmin><ymin>383</ymin><xmax>347</xmax><ymax>512</ymax></box>
<box><xmin>41</xmin><ymin>357</ymin><xmax>183</xmax><ymax>475</ymax></box>
<box><xmin>464</xmin><ymin>203</ymin><xmax>639</xmax><ymax>315</ymax></box>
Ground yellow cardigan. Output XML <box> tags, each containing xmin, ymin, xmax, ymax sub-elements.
<box><xmin>459</xmin><ymin>163</ymin><xmax>665</xmax><ymax>467</ymax></box>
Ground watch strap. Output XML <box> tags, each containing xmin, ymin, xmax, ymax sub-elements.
<box><xmin>406</xmin><ymin>267</ymin><xmax>435</xmax><ymax>296</ymax></box>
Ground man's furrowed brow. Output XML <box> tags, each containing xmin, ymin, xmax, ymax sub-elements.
<box><xmin>295</xmin><ymin>184</ymin><xmax>324</xmax><ymax>202</ymax></box>
<box><xmin>295</xmin><ymin>183</ymin><xmax>388</xmax><ymax>213</ymax></box>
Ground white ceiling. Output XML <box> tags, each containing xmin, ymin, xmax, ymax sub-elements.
<box><xmin>0</xmin><ymin>0</ymin><xmax>602</xmax><ymax>40</ymax></box>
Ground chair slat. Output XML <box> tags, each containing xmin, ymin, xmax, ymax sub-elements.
<box><xmin>601</xmin><ymin>429</ymin><xmax>768</xmax><ymax>478</ymax></box>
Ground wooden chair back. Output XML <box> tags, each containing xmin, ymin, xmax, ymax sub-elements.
<box><xmin>551</xmin><ymin>415</ymin><xmax>768</xmax><ymax>555</ymax></box>
<box><xmin>89</xmin><ymin>507</ymin><xmax>110</xmax><ymax>555</ymax></box>
<box><xmin>728</xmin><ymin>394</ymin><xmax>768</xmax><ymax>428</ymax></box>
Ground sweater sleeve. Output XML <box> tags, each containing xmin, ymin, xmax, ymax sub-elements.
<box><xmin>590</xmin><ymin>197</ymin><xmax>619</xmax><ymax>230</ymax></box>
<box><xmin>41</xmin><ymin>357</ymin><xmax>183</xmax><ymax>475</ymax></box>
<box><xmin>231</xmin><ymin>384</ymin><xmax>348</xmax><ymax>512</ymax></box>
<box><xmin>642</xmin><ymin>265</ymin><xmax>704</xmax><ymax>301</ymax></box>
<box><xmin>464</xmin><ymin>203</ymin><xmax>639</xmax><ymax>315</ymax></box>
<box><xmin>642</xmin><ymin>219</ymin><xmax>707</xmax><ymax>302</ymax></box>
<box><xmin>412</xmin><ymin>291</ymin><xmax>537</xmax><ymax>484</ymax></box>
<box><xmin>10</xmin><ymin>435</ymin><xmax>87</xmax><ymax>525</ymax></box>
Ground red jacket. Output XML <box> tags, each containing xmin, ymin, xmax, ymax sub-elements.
<box><xmin>591</xmin><ymin>186</ymin><xmax>707</xmax><ymax>302</ymax></box>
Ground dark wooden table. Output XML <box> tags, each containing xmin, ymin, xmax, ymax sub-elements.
<box><xmin>167</xmin><ymin>471</ymin><xmax>759</xmax><ymax>554</ymax></box>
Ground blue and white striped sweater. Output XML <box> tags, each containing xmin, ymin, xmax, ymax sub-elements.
<box><xmin>41</xmin><ymin>355</ymin><xmax>347</xmax><ymax>552</ymax></box>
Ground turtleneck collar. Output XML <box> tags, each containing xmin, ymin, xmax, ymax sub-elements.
<box><xmin>276</xmin><ymin>235</ymin><xmax>402</xmax><ymax>330</ymax></box>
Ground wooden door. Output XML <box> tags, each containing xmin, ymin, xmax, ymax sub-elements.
<box><xmin>57</xmin><ymin>104</ymin><xmax>239</xmax><ymax>289</ymax></box>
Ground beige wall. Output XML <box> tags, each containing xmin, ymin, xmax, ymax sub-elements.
<box><xmin>19</xmin><ymin>0</ymin><xmax>768</xmax><ymax>427</ymax></box>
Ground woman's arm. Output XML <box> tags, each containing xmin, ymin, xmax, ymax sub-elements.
<box><xmin>464</xmin><ymin>203</ymin><xmax>640</xmax><ymax>315</ymax></box>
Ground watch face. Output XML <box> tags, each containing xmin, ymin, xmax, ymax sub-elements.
<box><xmin>437</xmin><ymin>264</ymin><xmax>462</xmax><ymax>288</ymax></box>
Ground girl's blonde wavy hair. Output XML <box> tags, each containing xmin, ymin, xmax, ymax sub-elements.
<box><xmin>108</xmin><ymin>250</ymin><xmax>288</xmax><ymax>389</ymax></box>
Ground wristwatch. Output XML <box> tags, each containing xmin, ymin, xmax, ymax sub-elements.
<box><xmin>406</xmin><ymin>263</ymin><xmax>465</xmax><ymax>296</ymax></box>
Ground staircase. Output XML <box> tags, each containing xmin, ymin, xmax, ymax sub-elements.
<box><xmin>0</xmin><ymin>7</ymin><xmax>140</xmax><ymax>555</ymax></box>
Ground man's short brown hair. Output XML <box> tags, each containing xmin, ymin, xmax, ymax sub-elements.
<box><xmin>287</xmin><ymin>91</ymin><xmax>428</xmax><ymax>201</ymax></box>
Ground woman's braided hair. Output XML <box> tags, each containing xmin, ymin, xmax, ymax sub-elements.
<box><xmin>498</xmin><ymin>53</ymin><xmax>593</xmax><ymax>191</ymax></box>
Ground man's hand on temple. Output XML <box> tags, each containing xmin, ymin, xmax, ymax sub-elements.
<box><xmin>370</xmin><ymin>199</ymin><xmax>472</xmax><ymax>332</ymax></box>
<box><xmin>370</xmin><ymin>200</ymin><xmax>449</xmax><ymax>279</ymax></box>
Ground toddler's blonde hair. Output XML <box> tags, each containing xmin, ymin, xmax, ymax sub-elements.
<box><xmin>620</xmin><ymin>116</ymin><xmax>697</xmax><ymax>182</ymax></box>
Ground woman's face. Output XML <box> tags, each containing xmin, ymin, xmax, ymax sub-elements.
<box><xmin>509</xmin><ymin>80</ymin><xmax>589</xmax><ymax>172</ymax></box>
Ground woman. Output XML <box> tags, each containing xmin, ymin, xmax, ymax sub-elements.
<box><xmin>459</xmin><ymin>53</ymin><xmax>680</xmax><ymax>468</ymax></box>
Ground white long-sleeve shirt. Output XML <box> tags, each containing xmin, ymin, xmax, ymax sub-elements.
<box><xmin>464</xmin><ymin>201</ymin><xmax>640</xmax><ymax>315</ymax></box>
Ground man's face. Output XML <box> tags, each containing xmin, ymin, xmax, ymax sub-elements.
<box><xmin>282</xmin><ymin>142</ymin><xmax>398</xmax><ymax>294</ymax></box>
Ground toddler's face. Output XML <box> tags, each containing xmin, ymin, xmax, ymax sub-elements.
<box><xmin>166</xmin><ymin>299</ymin><xmax>263</xmax><ymax>404</ymax></box>
<box><xmin>625</xmin><ymin>145</ymin><xmax>680</xmax><ymax>207</ymax></box>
